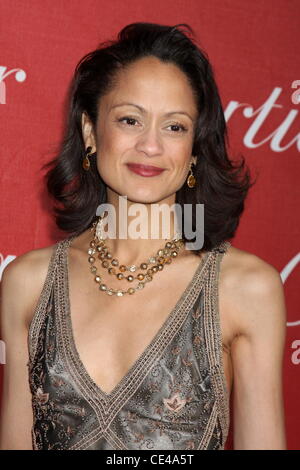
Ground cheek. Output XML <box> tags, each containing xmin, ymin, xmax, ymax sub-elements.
<box><xmin>171</xmin><ymin>149</ymin><xmax>191</xmax><ymax>173</ymax></box>
<box><xmin>97</xmin><ymin>126</ymin><xmax>133</xmax><ymax>159</ymax></box>
<box><xmin>168</xmin><ymin>137</ymin><xmax>193</xmax><ymax>161</ymax></box>
<box><xmin>96</xmin><ymin>131</ymin><xmax>130</xmax><ymax>180</ymax></box>
<box><xmin>96</xmin><ymin>133</ymin><xmax>117</xmax><ymax>170</ymax></box>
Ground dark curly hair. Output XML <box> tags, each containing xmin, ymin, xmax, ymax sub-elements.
<box><xmin>43</xmin><ymin>21</ymin><xmax>256</xmax><ymax>252</ymax></box>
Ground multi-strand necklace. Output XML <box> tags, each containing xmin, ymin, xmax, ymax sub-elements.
<box><xmin>87</xmin><ymin>215</ymin><xmax>185</xmax><ymax>297</ymax></box>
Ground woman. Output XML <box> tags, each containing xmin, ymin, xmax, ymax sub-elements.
<box><xmin>0</xmin><ymin>22</ymin><xmax>287</xmax><ymax>450</ymax></box>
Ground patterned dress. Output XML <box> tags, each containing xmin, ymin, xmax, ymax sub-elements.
<box><xmin>27</xmin><ymin>236</ymin><xmax>231</xmax><ymax>450</ymax></box>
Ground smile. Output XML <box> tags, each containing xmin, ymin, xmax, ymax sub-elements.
<box><xmin>126</xmin><ymin>163</ymin><xmax>166</xmax><ymax>177</ymax></box>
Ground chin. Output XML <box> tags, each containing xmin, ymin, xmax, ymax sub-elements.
<box><xmin>106</xmin><ymin>179</ymin><xmax>175</xmax><ymax>205</ymax></box>
<box><xmin>123</xmin><ymin>191</ymin><xmax>168</xmax><ymax>205</ymax></box>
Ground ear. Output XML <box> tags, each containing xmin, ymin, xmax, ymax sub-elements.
<box><xmin>81</xmin><ymin>112</ymin><xmax>96</xmax><ymax>152</ymax></box>
<box><xmin>191</xmin><ymin>155</ymin><xmax>197</xmax><ymax>166</ymax></box>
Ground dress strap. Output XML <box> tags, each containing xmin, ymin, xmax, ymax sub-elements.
<box><xmin>203</xmin><ymin>239</ymin><xmax>231</xmax><ymax>448</ymax></box>
<box><xmin>205</xmin><ymin>239</ymin><xmax>231</xmax><ymax>367</ymax></box>
<box><xmin>27</xmin><ymin>238</ymin><xmax>67</xmax><ymax>366</ymax></box>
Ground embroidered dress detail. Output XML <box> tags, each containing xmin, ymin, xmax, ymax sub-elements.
<box><xmin>27</xmin><ymin>236</ymin><xmax>231</xmax><ymax>450</ymax></box>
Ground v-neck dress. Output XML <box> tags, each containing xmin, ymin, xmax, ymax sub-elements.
<box><xmin>26</xmin><ymin>236</ymin><xmax>231</xmax><ymax>450</ymax></box>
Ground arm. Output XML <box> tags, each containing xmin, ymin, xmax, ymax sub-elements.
<box><xmin>0</xmin><ymin>258</ymin><xmax>33</xmax><ymax>450</ymax></box>
<box><xmin>0</xmin><ymin>252</ymin><xmax>42</xmax><ymax>449</ymax></box>
<box><xmin>229</xmin><ymin>257</ymin><xmax>287</xmax><ymax>450</ymax></box>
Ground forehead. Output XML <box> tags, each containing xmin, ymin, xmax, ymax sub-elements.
<box><xmin>99</xmin><ymin>56</ymin><xmax>198</xmax><ymax>116</ymax></box>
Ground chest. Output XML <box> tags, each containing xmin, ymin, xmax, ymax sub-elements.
<box><xmin>66</xmin><ymin>254</ymin><xmax>234</xmax><ymax>399</ymax></box>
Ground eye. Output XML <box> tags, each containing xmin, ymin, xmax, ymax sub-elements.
<box><xmin>117</xmin><ymin>116</ymin><xmax>139</xmax><ymax>126</ymax></box>
<box><xmin>116</xmin><ymin>116</ymin><xmax>188</xmax><ymax>133</ymax></box>
<box><xmin>167</xmin><ymin>123</ymin><xmax>188</xmax><ymax>133</ymax></box>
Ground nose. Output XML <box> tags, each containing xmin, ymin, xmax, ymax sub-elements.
<box><xmin>135</xmin><ymin>122</ymin><xmax>164</xmax><ymax>157</ymax></box>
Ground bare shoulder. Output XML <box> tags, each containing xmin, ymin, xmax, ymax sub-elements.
<box><xmin>222</xmin><ymin>244</ymin><xmax>283</xmax><ymax>292</ymax></box>
<box><xmin>1</xmin><ymin>242</ymin><xmax>57</xmax><ymax>328</ymax></box>
<box><xmin>221</xmin><ymin>244</ymin><xmax>286</xmax><ymax>340</ymax></box>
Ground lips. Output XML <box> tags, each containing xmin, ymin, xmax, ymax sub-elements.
<box><xmin>126</xmin><ymin>163</ymin><xmax>165</xmax><ymax>177</ymax></box>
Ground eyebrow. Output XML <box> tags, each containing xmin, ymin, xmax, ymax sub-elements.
<box><xmin>110</xmin><ymin>102</ymin><xmax>195</xmax><ymax>122</ymax></box>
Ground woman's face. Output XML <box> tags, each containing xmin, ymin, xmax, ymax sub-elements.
<box><xmin>82</xmin><ymin>56</ymin><xmax>198</xmax><ymax>204</ymax></box>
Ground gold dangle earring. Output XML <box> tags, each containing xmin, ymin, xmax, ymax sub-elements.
<box><xmin>186</xmin><ymin>159</ymin><xmax>196</xmax><ymax>188</ymax></box>
<box><xmin>83</xmin><ymin>146</ymin><xmax>93</xmax><ymax>171</ymax></box>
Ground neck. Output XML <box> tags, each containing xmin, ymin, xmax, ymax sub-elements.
<box><xmin>95</xmin><ymin>191</ymin><xmax>184</xmax><ymax>267</ymax></box>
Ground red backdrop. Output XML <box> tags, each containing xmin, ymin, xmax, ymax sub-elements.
<box><xmin>0</xmin><ymin>0</ymin><xmax>299</xmax><ymax>450</ymax></box>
